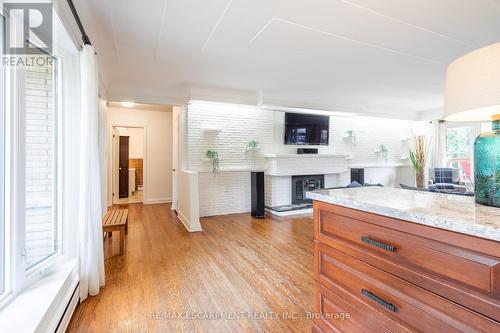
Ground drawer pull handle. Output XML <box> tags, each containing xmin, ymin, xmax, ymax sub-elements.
<box><xmin>361</xmin><ymin>289</ymin><xmax>397</xmax><ymax>313</ymax></box>
<box><xmin>361</xmin><ymin>236</ymin><xmax>396</xmax><ymax>252</ymax></box>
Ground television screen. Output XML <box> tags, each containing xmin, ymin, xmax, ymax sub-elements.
<box><xmin>284</xmin><ymin>113</ymin><xmax>329</xmax><ymax>145</ymax></box>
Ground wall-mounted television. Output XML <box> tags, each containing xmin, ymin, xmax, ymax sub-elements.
<box><xmin>284</xmin><ymin>113</ymin><xmax>329</xmax><ymax>145</ymax></box>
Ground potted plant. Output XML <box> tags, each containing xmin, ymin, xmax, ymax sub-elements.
<box><xmin>374</xmin><ymin>144</ymin><xmax>388</xmax><ymax>162</ymax></box>
<box><xmin>409</xmin><ymin>134</ymin><xmax>430</xmax><ymax>188</ymax></box>
<box><xmin>244</xmin><ymin>140</ymin><xmax>259</xmax><ymax>159</ymax></box>
<box><xmin>344</xmin><ymin>129</ymin><xmax>356</xmax><ymax>144</ymax></box>
<box><xmin>206</xmin><ymin>150</ymin><xmax>219</xmax><ymax>176</ymax></box>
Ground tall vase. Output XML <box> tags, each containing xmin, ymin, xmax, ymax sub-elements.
<box><xmin>416</xmin><ymin>172</ymin><xmax>425</xmax><ymax>188</ymax></box>
<box><xmin>474</xmin><ymin>115</ymin><xmax>500</xmax><ymax>207</ymax></box>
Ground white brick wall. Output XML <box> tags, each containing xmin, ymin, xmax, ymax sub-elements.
<box><xmin>363</xmin><ymin>166</ymin><xmax>416</xmax><ymax>187</ymax></box>
<box><xmin>24</xmin><ymin>63</ymin><xmax>57</xmax><ymax>267</ymax></box>
<box><xmin>325</xmin><ymin>173</ymin><xmax>350</xmax><ymax>188</ymax></box>
<box><xmin>266</xmin><ymin>155</ymin><xmax>348</xmax><ymax>176</ymax></box>
<box><xmin>273</xmin><ymin>111</ymin><xmax>428</xmax><ymax>165</ymax></box>
<box><xmin>187</xmin><ymin>102</ymin><xmax>274</xmax><ymax>172</ymax></box>
<box><xmin>188</xmin><ymin>102</ymin><xmax>429</xmax><ymax>217</ymax></box>
<box><xmin>188</xmin><ymin>101</ymin><xmax>274</xmax><ymax>217</ymax></box>
<box><xmin>199</xmin><ymin>171</ymin><xmax>251</xmax><ymax>216</ymax></box>
<box><xmin>331</xmin><ymin>116</ymin><xmax>426</xmax><ymax>165</ymax></box>
<box><xmin>264</xmin><ymin>173</ymin><xmax>353</xmax><ymax>208</ymax></box>
<box><xmin>265</xmin><ymin>176</ymin><xmax>291</xmax><ymax>207</ymax></box>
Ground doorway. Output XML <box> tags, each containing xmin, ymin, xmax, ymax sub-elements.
<box><xmin>171</xmin><ymin>106</ymin><xmax>179</xmax><ymax>211</ymax></box>
<box><xmin>112</xmin><ymin>126</ymin><xmax>145</xmax><ymax>204</ymax></box>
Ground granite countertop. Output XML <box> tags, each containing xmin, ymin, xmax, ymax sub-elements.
<box><xmin>306</xmin><ymin>187</ymin><xmax>500</xmax><ymax>242</ymax></box>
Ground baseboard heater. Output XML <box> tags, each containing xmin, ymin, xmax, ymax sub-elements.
<box><xmin>55</xmin><ymin>282</ymin><xmax>80</xmax><ymax>333</ymax></box>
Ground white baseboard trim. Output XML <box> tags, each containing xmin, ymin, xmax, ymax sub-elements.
<box><xmin>178</xmin><ymin>210</ymin><xmax>202</xmax><ymax>232</ymax></box>
<box><xmin>40</xmin><ymin>261</ymin><xmax>79</xmax><ymax>333</ymax></box>
<box><xmin>144</xmin><ymin>197</ymin><xmax>172</xmax><ymax>205</ymax></box>
<box><xmin>55</xmin><ymin>283</ymin><xmax>80</xmax><ymax>333</ymax></box>
<box><xmin>199</xmin><ymin>209</ymin><xmax>250</xmax><ymax>218</ymax></box>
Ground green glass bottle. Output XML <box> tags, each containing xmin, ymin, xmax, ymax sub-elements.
<box><xmin>474</xmin><ymin>114</ymin><xmax>500</xmax><ymax>207</ymax></box>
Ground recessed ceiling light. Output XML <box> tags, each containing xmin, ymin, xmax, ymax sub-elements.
<box><xmin>121</xmin><ymin>101</ymin><xmax>135</xmax><ymax>108</ymax></box>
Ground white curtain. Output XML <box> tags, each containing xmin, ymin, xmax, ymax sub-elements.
<box><xmin>78</xmin><ymin>44</ymin><xmax>105</xmax><ymax>301</ymax></box>
<box><xmin>99</xmin><ymin>99</ymin><xmax>108</xmax><ymax>214</ymax></box>
<box><xmin>430</xmin><ymin>119</ymin><xmax>446</xmax><ymax>168</ymax></box>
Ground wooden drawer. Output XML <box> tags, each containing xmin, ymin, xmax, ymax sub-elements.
<box><xmin>312</xmin><ymin>322</ymin><xmax>326</xmax><ymax>333</ymax></box>
<box><xmin>314</xmin><ymin>282</ymin><xmax>397</xmax><ymax>333</ymax></box>
<box><xmin>315</xmin><ymin>204</ymin><xmax>500</xmax><ymax>294</ymax></box>
<box><xmin>314</xmin><ymin>202</ymin><xmax>500</xmax><ymax>322</ymax></box>
<box><xmin>315</xmin><ymin>242</ymin><xmax>500</xmax><ymax>332</ymax></box>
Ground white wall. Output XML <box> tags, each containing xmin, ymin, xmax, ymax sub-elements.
<box><xmin>117</xmin><ymin>127</ymin><xmax>144</xmax><ymax>158</ymax></box>
<box><xmin>187</xmin><ymin>101</ymin><xmax>430</xmax><ymax>217</ymax></box>
<box><xmin>187</xmin><ymin>102</ymin><xmax>274</xmax><ymax>217</ymax></box>
<box><xmin>187</xmin><ymin>102</ymin><xmax>274</xmax><ymax>172</ymax></box>
<box><xmin>199</xmin><ymin>171</ymin><xmax>252</xmax><ymax>216</ymax></box>
<box><xmin>273</xmin><ymin>111</ymin><xmax>427</xmax><ymax>165</ymax></box>
<box><xmin>177</xmin><ymin>171</ymin><xmax>201</xmax><ymax>232</ymax></box>
<box><xmin>273</xmin><ymin>111</ymin><xmax>430</xmax><ymax>189</ymax></box>
<box><xmin>107</xmin><ymin>106</ymin><xmax>173</xmax><ymax>205</ymax></box>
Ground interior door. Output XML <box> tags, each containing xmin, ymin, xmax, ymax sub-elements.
<box><xmin>172</xmin><ymin>107</ymin><xmax>179</xmax><ymax>211</ymax></box>
<box><xmin>113</xmin><ymin>128</ymin><xmax>120</xmax><ymax>204</ymax></box>
<box><xmin>119</xmin><ymin>136</ymin><xmax>129</xmax><ymax>198</ymax></box>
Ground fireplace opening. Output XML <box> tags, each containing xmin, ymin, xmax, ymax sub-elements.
<box><xmin>292</xmin><ymin>174</ymin><xmax>325</xmax><ymax>204</ymax></box>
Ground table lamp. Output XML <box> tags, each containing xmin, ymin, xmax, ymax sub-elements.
<box><xmin>444</xmin><ymin>42</ymin><xmax>500</xmax><ymax>208</ymax></box>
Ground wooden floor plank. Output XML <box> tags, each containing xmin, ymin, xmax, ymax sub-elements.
<box><xmin>67</xmin><ymin>204</ymin><xmax>314</xmax><ymax>333</ymax></box>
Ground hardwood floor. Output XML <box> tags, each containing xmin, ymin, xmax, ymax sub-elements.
<box><xmin>66</xmin><ymin>204</ymin><xmax>314</xmax><ymax>333</ymax></box>
<box><xmin>116</xmin><ymin>190</ymin><xmax>144</xmax><ymax>204</ymax></box>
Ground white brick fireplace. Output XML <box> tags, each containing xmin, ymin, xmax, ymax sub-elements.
<box><xmin>264</xmin><ymin>154</ymin><xmax>349</xmax><ymax>209</ymax></box>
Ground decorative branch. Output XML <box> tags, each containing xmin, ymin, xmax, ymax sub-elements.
<box><xmin>409</xmin><ymin>133</ymin><xmax>431</xmax><ymax>175</ymax></box>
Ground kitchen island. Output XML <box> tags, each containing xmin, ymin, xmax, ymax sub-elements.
<box><xmin>306</xmin><ymin>187</ymin><xmax>500</xmax><ymax>333</ymax></box>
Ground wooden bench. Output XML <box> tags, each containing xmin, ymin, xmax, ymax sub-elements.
<box><xmin>103</xmin><ymin>209</ymin><xmax>129</xmax><ymax>255</ymax></box>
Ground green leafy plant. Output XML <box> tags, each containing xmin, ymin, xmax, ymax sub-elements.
<box><xmin>344</xmin><ymin>130</ymin><xmax>356</xmax><ymax>144</ymax></box>
<box><xmin>206</xmin><ymin>150</ymin><xmax>219</xmax><ymax>175</ymax></box>
<box><xmin>244</xmin><ymin>140</ymin><xmax>259</xmax><ymax>159</ymax></box>
<box><xmin>375</xmin><ymin>144</ymin><xmax>388</xmax><ymax>161</ymax></box>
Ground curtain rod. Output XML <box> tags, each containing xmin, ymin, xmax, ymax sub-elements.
<box><xmin>67</xmin><ymin>0</ymin><xmax>91</xmax><ymax>46</ymax></box>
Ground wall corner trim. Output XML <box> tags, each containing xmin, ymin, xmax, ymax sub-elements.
<box><xmin>178</xmin><ymin>211</ymin><xmax>202</xmax><ymax>232</ymax></box>
<box><xmin>144</xmin><ymin>198</ymin><xmax>172</xmax><ymax>205</ymax></box>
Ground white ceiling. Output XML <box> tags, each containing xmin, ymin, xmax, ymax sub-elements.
<box><xmin>74</xmin><ymin>0</ymin><xmax>500</xmax><ymax>119</ymax></box>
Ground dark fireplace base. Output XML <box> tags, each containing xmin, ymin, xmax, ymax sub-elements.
<box><xmin>292</xmin><ymin>174</ymin><xmax>324</xmax><ymax>204</ymax></box>
<box><xmin>266</xmin><ymin>203</ymin><xmax>313</xmax><ymax>213</ymax></box>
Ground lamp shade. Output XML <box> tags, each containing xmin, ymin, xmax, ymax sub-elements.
<box><xmin>444</xmin><ymin>42</ymin><xmax>500</xmax><ymax>121</ymax></box>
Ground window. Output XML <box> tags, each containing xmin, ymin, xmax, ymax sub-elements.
<box><xmin>0</xmin><ymin>14</ymin><xmax>5</xmax><ymax>297</ymax></box>
<box><xmin>444</xmin><ymin>122</ymin><xmax>492</xmax><ymax>182</ymax></box>
<box><xmin>0</xmin><ymin>6</ymin><xmax>81</xmax><ymax>315</ymax></box>
<box><xmin>0</xmin><ymin>28</ymin><xmax>61</xmax><ymax>304</ymax></box>
<box><xmin>23</xmin><ymin>58</ymin><xmax>59</xmax><ymax>269</ymax></box>
<box><xmin>445</xmin><ymin>126</ymin><xmax>473</xmax><ymax>179</ymax></box>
